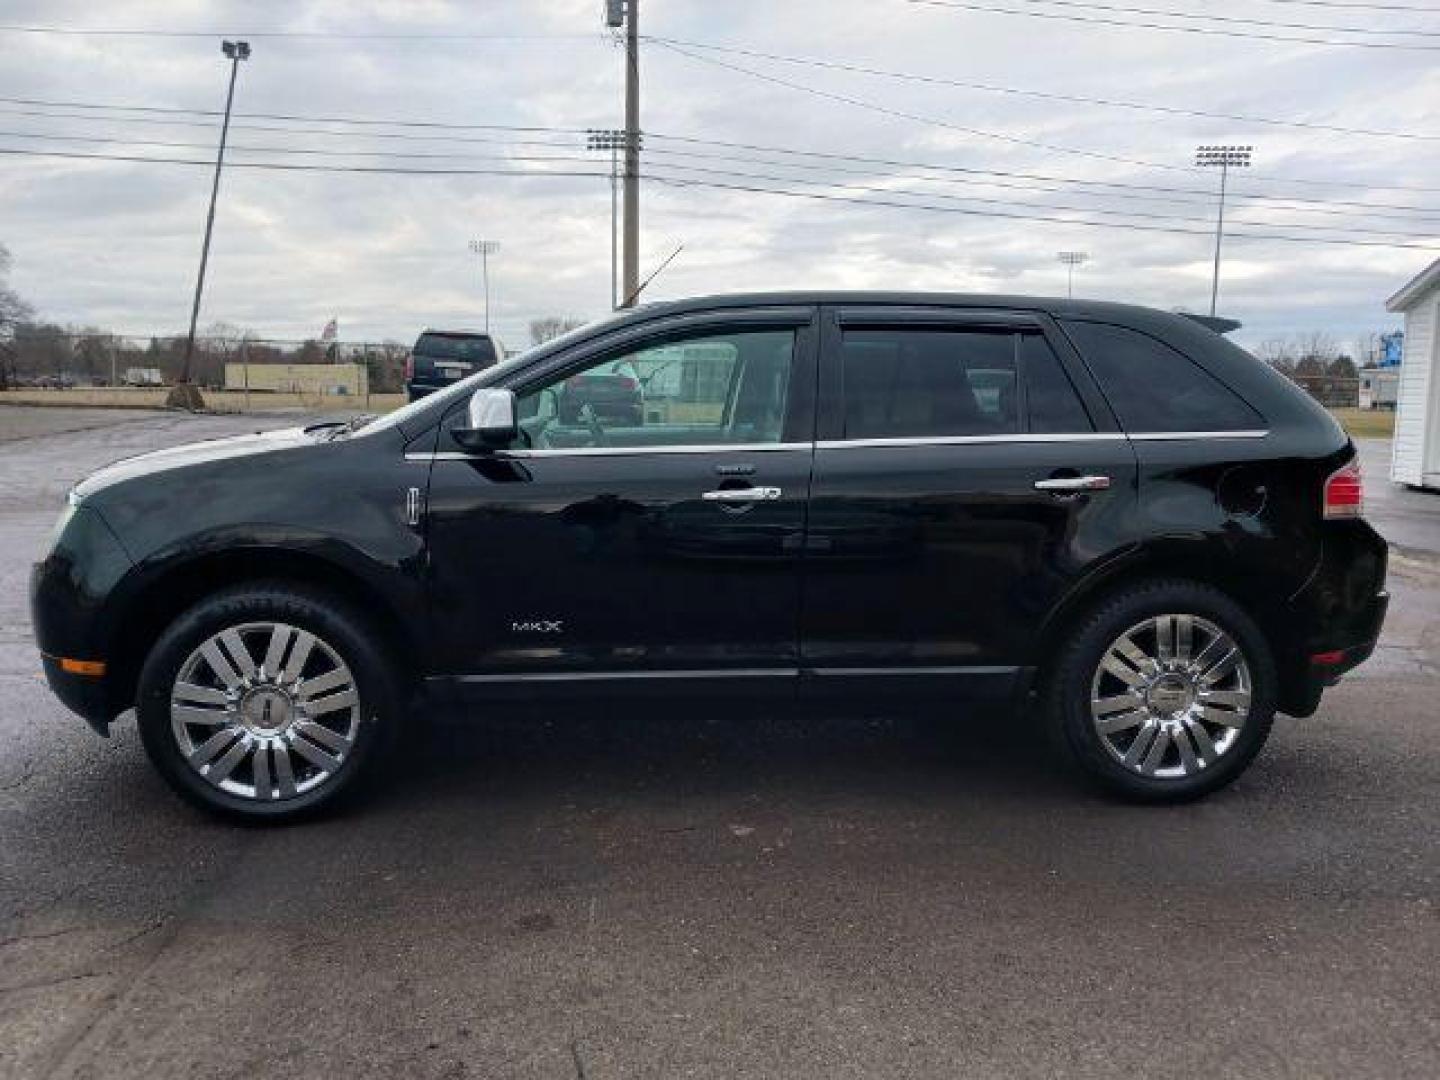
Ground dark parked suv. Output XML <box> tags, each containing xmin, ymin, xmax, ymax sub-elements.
<box><xmin>32</xmin><ymin>293</ymin><xmax>1387</xmax><ymax>821</ymax></box>
<box><xmin>404</xmin><ymin>329</ymin><xmax>501</xmax><ymax>401</ymax></box>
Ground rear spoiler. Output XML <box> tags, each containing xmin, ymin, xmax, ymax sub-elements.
<box><xmin>1176</xmin><ymin>311</ymin><xmax>1242</xmax><ymax>335</ymax></box>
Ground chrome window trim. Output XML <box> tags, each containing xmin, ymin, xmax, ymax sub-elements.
<box><xmin>403</xmin><ymin>429</ymin><xmax>1269</xmax><ymax>461</ymax></box>
<box><xmin>816</xmin><ymin>433</ymin><xmax>1125</xmax><ymax>450</ymax></box>
<box><xmin>1127</xmin><ymin>429</ymin><xmax>1269</xmax><ymax>441</ymax></box>
<box><xmin>406</xmin><ymin>442</ymin><xmax>811</xmax><ymax>462</ymax></box>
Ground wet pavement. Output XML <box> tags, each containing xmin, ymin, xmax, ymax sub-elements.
<box><xmin>1</xmin><ymin>406</ymin><xmax>1436</xmax><ymax>1079</ymax></box>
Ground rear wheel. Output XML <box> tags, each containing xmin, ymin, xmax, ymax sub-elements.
<box><xmin>136</xmin><ymin>583</ymin><xmax>401</xmax><ymax>822</ymax></box>
<box><xmin>1045</xmin><ymin>580</ymin><xmax>1276</xmax><ymax>802</ymax></box>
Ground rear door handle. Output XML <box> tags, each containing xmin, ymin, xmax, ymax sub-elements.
<box><xmin>1034</xmin><ymin>475</ymin><xmax>1111</xmax><ymax>492</ymax></box>
<box><xmin>702</xmin><ymin>486</ymin><xmax>782</xmax><ymax>502</ymax></box>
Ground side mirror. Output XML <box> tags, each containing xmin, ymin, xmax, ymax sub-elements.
<box><xmin>452</xmin><ymin>388</ymin><xmax>518</xmax><ymax>453</ymax></box>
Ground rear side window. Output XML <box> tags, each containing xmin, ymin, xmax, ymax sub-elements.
<box><xmin>841</xmin><ymin>329</ymin><xmax>1018</xmax><ymax>438</ymax></box>
<box><xmin>1021</xmin><ymin>333</ymin><xmax>1092</xmax><ymax>434</ymax></box>
<box><xmin>1061</xmin><ymin>320</ymin><xmax>1262</xmax><ymax>432</ymax></box>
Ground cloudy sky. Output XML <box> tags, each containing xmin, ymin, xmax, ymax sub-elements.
<box><xmin>1</xmin><ymin>0</ymin><xmax>1436</xmax><ymax>353</ymax></box>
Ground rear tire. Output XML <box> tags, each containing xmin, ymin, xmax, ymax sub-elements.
<box><xmin>1044</xmin><ymin>579</ymin><xmax>1276</xmax><ymax>802</ymax></box>
<box><xmin>136</xmin><ymin>582</ymin><xmax>402</xmax><ymax>823</ymax></box>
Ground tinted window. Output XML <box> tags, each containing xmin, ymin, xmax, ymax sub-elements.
<box><xmin>514</xmin><ymin>329</ymin><xmax>794</xmax><ymax>449</ymax></box>
<box><xmin>1021</xmin><ymin>333</ymin><xmax>1092</xmax><ymax>433</ymax></box>
<box><xmin>842</xmin><ymin>329</ymin><xmax>1018</xmax><ymax>439</ymax></box>
<box><xmin>415</xmin><ymin>333</ymin><xmax>496</xmax><ymax>363</ymax></box>
<box><xmin>1062</xmin><ymin>320</ymin><xmax>1262</xmax><ymax>432</ymax></box>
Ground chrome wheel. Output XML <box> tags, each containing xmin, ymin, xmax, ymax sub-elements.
<box><xmin>1089</xmin><ymin>614</ymin><xmax>1252</xmax><ymax>780</ymax></box>
<box><xmin>169</xmin><ymin>621</ymin><xmax>360</xmax><ymax>801</ymax></box>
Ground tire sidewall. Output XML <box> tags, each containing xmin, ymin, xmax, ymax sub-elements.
<box><xmin>136</xmin><ymin>584</ymin><xmax>399</xmax><ymax>823</ymax></box>
<box><xmin>1050</xmin><ymin>580</ymin><xmax>1277</xmax><ymax>802</ymax></box>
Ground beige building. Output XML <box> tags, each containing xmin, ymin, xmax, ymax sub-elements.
<box><xmin>224</xmin><ymin>362</ymin><xmax>367</xmax><ymax>396</ymax></box>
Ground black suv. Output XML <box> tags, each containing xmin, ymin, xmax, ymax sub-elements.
<box><xmin>32</xmin><ymin>293</ymin><xmax>1388</xmax><ymax>821</ymax></box>
<box><xmin>404</xmin><ymin>329</ymin><xmax>501</xmax><ymax>401</ymax></box>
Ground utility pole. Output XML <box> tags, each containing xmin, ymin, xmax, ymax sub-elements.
<box><xmin>171</xmin><ymin>39</ymin><xmax>250</xmax><ymax>410</ymax></box>
<box><xmin>1195</xmin><ymin>145</ymin><xmax>1252</xmax><ymax>317</ymax></box>
<box><xmin>469</xmin><ymin>239</ymin><xmax>499</xmax><ymax>333</ymax></box>
<box><xmin>605</xmin><ymin>0</ymin><xmax>641</xmax><ymax>307</ymax></box>
<box><xmin>1056</xmin><ymin>251</ymin><xmax>1088</xmax><ymax>299</ymax></box>
<box><xmin>586</xmin><ymin>129</ymin><xmax>630</xmax><ymax>310</ymax></box>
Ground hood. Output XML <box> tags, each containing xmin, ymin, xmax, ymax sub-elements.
<box><xmin>73</xmin><ymin>425</ymin><xmax>321</xmax><ymax>501</ymax></box>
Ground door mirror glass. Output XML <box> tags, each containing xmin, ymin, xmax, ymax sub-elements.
<box><xmin>452</xmin><ymin>388</ymin><xmax>517</xmax><ymax>452</ymax></box>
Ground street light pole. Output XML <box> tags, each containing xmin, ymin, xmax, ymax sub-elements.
<box><xmin>1056</xmin><ymin>251</ymin><xmax>1089</xmax><ymax>299</ymax></box>
<box><xmin>469</xmin><ymin>239</ymin><xmax>499</xmax><ymax>333</ymax></box>
<box><xmin>173</xmin><ymin>39</ymin><xmax>249</xmax><ymax>409</ymax></box>
<box><xmin>1195</xmin><ymin>144</ymin><xmax>1252</xmax><ymax>317</ymax></box>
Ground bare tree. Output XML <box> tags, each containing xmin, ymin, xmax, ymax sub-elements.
<box><xmin>1257</xmin><ymin>338</ymin><xmax>1296</xmax><ymax>373</ymax></box>
<box><xmin>0</xmin><ymin>243</ymin><xmax>35</xmax><ymax>388</ymax></box>
<box><xmin>529</xmin><ymin>315</ymin><xmax>585</xmax><ymax>346</ymax></box>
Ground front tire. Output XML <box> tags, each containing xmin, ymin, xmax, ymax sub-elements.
<box><xmin>136</xmin><ymin>582</ymin><xmax>401</xmax><ymax>822</ymax></box>
<box><xmin>1045</xmin><ymin>580</ymin><xmax>1276</xmax><ymax>802</ymax></box>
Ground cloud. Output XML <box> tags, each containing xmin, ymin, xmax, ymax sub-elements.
<box><xmin>0</xmin><ymin>0</ymin><xmax>1434</xmax><ymax>353</ymax></box>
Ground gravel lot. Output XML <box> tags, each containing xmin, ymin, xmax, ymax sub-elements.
<box><xmin>2</xmin><ymin>406</ymin><xmax>1437</xmax><ymax>1079</ymax></box>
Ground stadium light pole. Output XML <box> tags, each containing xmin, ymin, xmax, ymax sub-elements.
<box><xmin>1195</xmin><ymin>144</ymin><xmax>1252</xmax><ymax>317</ymax></box>
<box><xmin>468</xmin><ymin>239</ymin><xmax>500</xmax><ymax>333</ymax></box>
<box><xmin>172</xmin><ymin>39</ymin><xmax>250</xmax><ymax>410</ymax></box>
<box><xmin>1057</xmin><ymin>251</ymin><xmax>1088</xmax><ymax>298</ymax></box>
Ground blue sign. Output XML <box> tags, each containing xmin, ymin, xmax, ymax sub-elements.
<box><xmin>1381</xmin><ymin>331</ymin><xmax>1404</xmax><ymax>367</ymax></box>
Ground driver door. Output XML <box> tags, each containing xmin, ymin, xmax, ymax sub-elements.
<box><xmin>420</xmin><ymin>307</ymin><xmax>818</xmax><ymax>697</ymax></box>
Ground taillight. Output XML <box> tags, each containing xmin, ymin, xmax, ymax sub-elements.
<box><xmin>1323</xmin><ymin>461</ymin><xmax>1363</xmax><ymax>520</ymax></box>
<box><xmin>616</xmin><ymin>376</ymin><xmax>637</xmax><ymax>390</ymax></box>
<box><xmin>403</xmin><ymin>353</ymin><xmax>414</xmax><ymax>381</ymax></box>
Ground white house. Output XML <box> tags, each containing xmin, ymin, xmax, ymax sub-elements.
<box><xmin>1386</xmin><ymin>258</ymin><xmax>1440</xmax><ymax>490</ymax></box>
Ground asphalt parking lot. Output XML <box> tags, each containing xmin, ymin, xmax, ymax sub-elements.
<box><xmin>2</xmin><ymin>406</ymin><xmax>1437</xmax><ymax>1079</ymax></box>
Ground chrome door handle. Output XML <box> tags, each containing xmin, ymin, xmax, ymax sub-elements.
<box><xmin>702</xmin><ymin>486</ymin><xmax>782</xmax><ymax>502</ymax></box>
<box><xmin>1034</xmin><ymin>475</ymin><xmax>1111</xmax><ymax>492</ymax></box>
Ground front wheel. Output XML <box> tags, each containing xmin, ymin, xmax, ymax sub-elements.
<box><xmin>136</xmin><ymin>583</ymin><xmax>401</xmax><ymax>822</ymax></box>
<box><xmin>1045</xmin><ymin>580</ymin><xmax>1277</xmax><ymax>802</ymax></box>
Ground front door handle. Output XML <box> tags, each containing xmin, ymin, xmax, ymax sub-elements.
<box><xmin>702</xmin><ymin>486</ymin><xmax>782</xmax><ymax>502</ymax></box>
<box><xmin>1034</xmin><ymin>475</ymin><xmax>1111</xmax><ymax>492</ymax></box>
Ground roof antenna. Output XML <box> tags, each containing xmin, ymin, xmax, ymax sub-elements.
<box><xmin>623</xmin><ymin>243</ymin><xmax>684</xmax><ymax>308</ymax></box>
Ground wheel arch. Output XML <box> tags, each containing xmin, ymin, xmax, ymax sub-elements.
<box><xmin>1033</xmin><ymin>541</ymin><xmax>1303</xmax><ymax>709</ymax></box>
<box><xmin>102</xmin><ymin>546</ymin><xmax>421</xmax><ymax>718</ymax></box>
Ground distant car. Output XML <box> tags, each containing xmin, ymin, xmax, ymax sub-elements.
<box><xmin>404</xmin><ymin>330</ymin><xmax>501</xmax><ymax>402</ymax></box>
<box><xmin>557</xmin><ymin>365</ymin><xmax>644</xmax><ymax>426</ymax></box>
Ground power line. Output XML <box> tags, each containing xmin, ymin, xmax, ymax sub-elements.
<box><xmin>5</xmin><ymin>89</ymin><xmax>1438</xmax><ymax>202</ymax></box>
<box><xmin>646</xmin><ymin>175</ymin><xmax>1439</xmax><ymax>249</ymax></box>
<box><xmin>0</xmin><ymin>24</ymin><xmax>596</xmax><ymax>41</ymax></box>
<box><xmin>904</xmin><ymin>0</ymin><xmax>1440</xmax><ymax>51</ymax></box>
<box><xmin>1250</xmin><ymin>0</ymin><xmax>1440</xmax><ymax>11</ymax></box>
<box><xmin>5</xmin><ymin>100</ymin><xmax>1436</xmax><ymax>217</ymax></box>
<box><xmin>7</xmin><ymin>130</ymin><xmax>1431</xmax><ymax>236</ymax></box>
<box><xmin>913</xmin><ymin>0</ymin><xmax>1440</xmax><ymax>36</ymax></box>
<box><xmin>2</xmin><ymin>143</ymin><xmax>1435</xmax><ymax>250</ymax></box>
<box><xmin>651</xmin><ymin>40</ymin><xmax>1440</xmax><ymax>195</ymax></box>
<box><xmin>645</xmin><ymin>37</ymin><xmax>1439</xmax><ymax>142</ymax></box>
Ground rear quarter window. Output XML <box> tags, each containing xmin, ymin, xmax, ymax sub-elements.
<box><xmin>1060</xmin><ymin>320</ymin><xmax>1263</xmax><ymax>433</ymax></box>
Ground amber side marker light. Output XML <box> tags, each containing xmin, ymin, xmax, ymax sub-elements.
<box><xmin>59</xmin><ymin>658</ymin><xmax>106</xmax><ymax>677</ymax></box>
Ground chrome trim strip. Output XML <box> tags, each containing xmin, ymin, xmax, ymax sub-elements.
<box><xmin>804</xmin><ymin>665</ymin><xmax>1021</xmax><ymax>677</ymax></box>
<box><xmin>1127</xmin><ymin>430</ymin><xmax>1269</xmax><ymax>441</ymax></box>
<box><xmin>404</xmin><ymin>429</ymin><xmax>1270</xmax><ymax>462</ymax></box>
<box><xmin>406</xmin><ymin>442</ymin><xmax>811</xmax><ymax>462</ymax></box>
<box><xmin>449</xmin><ymin>668</ymin><xmax>799</xmax><ymax>683</ymax></box>
<box><xmin>815</xmin><ymin>433</ymin><xmax>1126</xmax><ymax>450</ymax></box>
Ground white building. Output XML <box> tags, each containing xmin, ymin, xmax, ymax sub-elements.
<box><xmin>1386</xmin><ymin>258</ymin><xmax>1440</xmax><ymax>490</ymax></box>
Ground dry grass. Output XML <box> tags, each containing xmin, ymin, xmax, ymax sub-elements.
<box><xmin>1329</xmin><ymin>408</ymin><xmax>1395</xmax><ymax>439</ymax></box>
<box><xmin>1</xmin><ymin>387</ymin><xmax>405</xmax><ymax>414</ymax></box>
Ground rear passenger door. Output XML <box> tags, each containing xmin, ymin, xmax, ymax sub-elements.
<box><xmin>799</xmin><ymin>306</ymin><xmax>1138</xmax><ymax>699</ymax></box>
